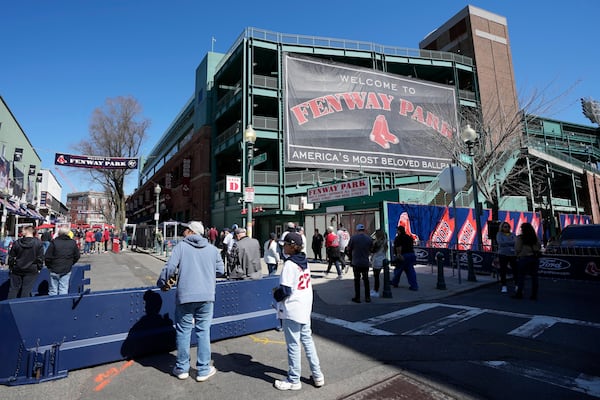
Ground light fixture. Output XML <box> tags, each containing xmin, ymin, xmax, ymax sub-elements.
<box><xmin>244</xmin><ymin>124</ymin><xmax>256</xmax><ymax>144</ymax></box>
<box><xmin>244</xmin><ymin>124</ymin><xmax>256</xmax><ymax>238</ymax></box>
<box><xmin>460</xmin><ymin>124</ymin><xmax>477</xmax><ymax>145</ymax></box>
<box><xmin>460</xmin><ymin>124</ymin><xmax>483</xmax><ymax>260</ymax></box>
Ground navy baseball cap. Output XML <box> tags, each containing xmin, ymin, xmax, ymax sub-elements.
<box><xmin>356</xmin><ymin>224</ymin><xmax>365</xmax><ymax>230</ymax></box>
<box><xmin>279</xmin><ymin>232</ymin><xmax>303</xmax><ymax>246</ymax></box>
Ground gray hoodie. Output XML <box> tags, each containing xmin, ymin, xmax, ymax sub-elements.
<box><xmin>157</xmin><ymin>234</ymin><xmax>224</xmax><ymax>305</ymax></box>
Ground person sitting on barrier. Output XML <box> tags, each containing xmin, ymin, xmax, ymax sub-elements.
<box><xmin>273</xmin><ymin>231</ymin><xmax>325</xmax><ymax>390</ymax></box>
<box><xmin>44</xmin><ymin>226</ymin><xmax>80</xmax><ymax>295</ymax></box>
<box><xmin>7</xmin><ymin>225</ymin><xmax>45</xmax><ymax>299</ymax></box>
<box><xmin>156</xmin><ymin>221</ymin><xmax>224</xmax><ymax>382</ymax></box>
<box><xmin>391</xmin><ymin>225</ymin><xmax>418</xmax><ymax>291</ymax></box>
<box><xmin>496</xmin><ymin>222</ymin><xmax>517</xmax><ymax>294</ymax></box>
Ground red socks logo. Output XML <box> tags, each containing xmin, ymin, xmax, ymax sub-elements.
<box><xmin>369</xmin><ymin>115</ymin><xmax>398</xmax><ymax>149</ymax></box>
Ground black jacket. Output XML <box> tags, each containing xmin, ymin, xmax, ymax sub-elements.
<box><xmin>8</xmin><ymin>237</ymin><xmax>45</xmax><ymax>276</ymax></box>
<box><xmin>45</xmin><ymin>234</ymin><xmax>80</xmax><ymax>275</ymax></box>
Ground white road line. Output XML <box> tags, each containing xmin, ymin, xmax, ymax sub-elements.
<box><xmin>509</xmin><ymin>316</ymin><xmax>558</xmax><ymax>338</ymax></box>
<box><xmin>311</xmin><ymin>313</ymin><xmax>395</xmax><ymax>336</ymax></box>
<box><xmin>403</xmin><ymin>308</ymin><xmax>485</xmax><ymax>336</ymax></box>
<box><xmin>474</xmin><ymin>361</ymin><xmax>600</xmax><ymax>398</ymax></box>
<box><xmin>313</xmin><ymin>303</ymin><xmax>600</xmax><ymax>337</ymax></box>
<box><xmin>362</xmin><ymin>302</ymin><xmax>440</xmax><ymax>325</ymax></box>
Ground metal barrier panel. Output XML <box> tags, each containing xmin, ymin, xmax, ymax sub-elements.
<box><xmin>415</xmin><ymin>247</ymin><xmax>600</xmax><ymax>281</ymax></box>
<box><xmin>0</xmin><ymin>264</ymin><xmax>91</xmax><ymax>300</ymax></box>
<box><xmin>539</xmin><ymin>255</ymin><xmax>600</xmax><ymax>280</ymax></box>
<box><xmin>0</xmin><ymin>276</ymin><xmax>279</xmax><ymax>386</ymax></box>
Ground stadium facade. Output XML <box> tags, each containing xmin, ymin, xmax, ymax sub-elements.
<box><xmin>125</xmin><ymin>5</ymin><xmax>599</xmax><ymax>244</ymax></box>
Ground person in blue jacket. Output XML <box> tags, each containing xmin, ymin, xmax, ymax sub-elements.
<box><xmin>156</xmin><ymin>221</ymin><xmax>224</xmax><ymax>382</ymax></box>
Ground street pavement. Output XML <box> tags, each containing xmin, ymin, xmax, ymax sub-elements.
<box><xmin>0</xmin><ymin>248</ymin><xmax>494</xmax><ymax>399</ymax></box>
<box><xmin>141</xmin><ymin>247</ymin><xmax>496</xmax><ymax>307</ymax></box>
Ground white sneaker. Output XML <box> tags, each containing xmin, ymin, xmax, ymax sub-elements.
<box><xmin>336</xmin><ymin>275</ymin><xmax>343</xmax><ymax>280</ymax></box>
<box><xmin>274</xmin><ymin>379</ymin><xmax>301</xmax><ymax>390</ymax></box>
<box><xmin>173</xmin><ymin>369</ymin><xmax>189</xmax><ymax>380</ymax></box>
<box><xmin>501</xmin><ymin>286</ymin><xmax>507</xmax><ymax>293</ymax></box>
<box><xmin>313</xmin><ymin>376</ymin><xmax>325</xmax><ymax>387</ymax></box>
<box><xmin>196</xmin><ymin>366</ymin><xmax>216</xmax><ymax>382</ymax></box>
<box><xmin>370</xmin><ymin>290</ymin><xmax>379</xmax><ymax>298</ymax></box>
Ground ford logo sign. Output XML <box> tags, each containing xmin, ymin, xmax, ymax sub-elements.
<box><xmin>539</xmin><ymin>258</ymin><xmax>570</xmax><ymax>271</ymax></box>
<box><xmin>458</xmin><ymin>252</ymin><xmax>484</xmax><ymax>264</ymax></box>
<box><xmin>415</xmin><ymin>249</ymin><xmax>428</xmax><ymax>259</ymax></box>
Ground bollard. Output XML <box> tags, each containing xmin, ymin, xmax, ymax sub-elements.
<box><xmin>436</xmin><ymin>252</ymin><xmax>446</xmax><ymax>290</ymax></box>
<box><xmin>382</xmin><ymin>259</ymin><xmax>392</xmax><ymax>298</ymax></box>
<box><xmin>467</xmin><ymin>250</ymin><xmax>477</xmax><ymax>282</ymax></box>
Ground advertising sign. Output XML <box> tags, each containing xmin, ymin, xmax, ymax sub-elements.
<box><xmin>307</xmin><ymin>177</ymin><xmax>370</xmax><ymax>203</ymax></box>
<box><xmin>284</xmin><ymin>54</ymin><xmax>458</xmax><ymax>174</ymax></box>
<box><xmin>55</xmin><ymin>153</ymin><xmax>138</xmax><ymax>169</ymax></box>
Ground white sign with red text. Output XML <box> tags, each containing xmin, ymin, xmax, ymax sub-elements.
<box><xmin>226</xmin><ymin>176</ymin><xmax>242</xmax><ymax>193</ymax></box>
<box><xmin>307</xmin><ymin>177</ymin><xmax>370</xmax><ymax>203</ymax></box>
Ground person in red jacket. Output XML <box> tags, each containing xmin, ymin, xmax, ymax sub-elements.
<box><xmin>84</xmin><ymin>229</ymin><xmax>95</xmax><ymax>254</ymax></box>
<box><xmin>102</xmin><ymin>228</ymin><xmax>110</xmax><ymax>252</ymax></box>
<box><xmin>324</xmin><ymin>226</ymin><xmax>342</xmax><ymax>279</ymax></box>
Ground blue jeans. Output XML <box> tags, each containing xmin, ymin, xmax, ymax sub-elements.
<box><xmin>49</xmin><ymin>271</ymin><xmax>71</xmax><ymax>295</ymax></box>
<box><xmin>175</xmin><ymin>301</ymin><xmax>214</xmax><ymax>375</ymax></box>
<box><xmin>282</xmin><ymin>318</ymin><xmax>323</xmax><ymax>384</ymax></box>
<box><xmin>267</xmin><ymin>263</ymin><xmax>277</xmax><ymax>275</ymax></box>
<box><xmin>391</xmin><ymin>252</ymin><xmax>418</xmax><ymax>289</ymax></box>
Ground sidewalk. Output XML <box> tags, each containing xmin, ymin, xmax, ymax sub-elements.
<box><xmin>142</xmin><ymin>247</ymin><xmax>496</xmax><ymax>305</ymax></box>
<box><xmin>308</xmin><ymin>260</ymin><xmax>496</xmax><ymax>305</ymax></box>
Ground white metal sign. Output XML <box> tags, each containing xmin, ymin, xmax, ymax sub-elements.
<box><xmin>226</xmin><ymin>175</ymin><xmax>242</xmax><ymax>193</ymax></box>
<box><xmin>307</xmin><ymin>177</ymin><xmax>370</xmax><ymax>203</ymax></box>
<box><xmin>244</xmin><ymin>187</ymin><xmax>255</xmax><ymax>203</ymax></box>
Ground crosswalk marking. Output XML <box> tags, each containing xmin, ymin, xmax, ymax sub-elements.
<box><xmin>508</xmin><ymin>316</ymin><xmax>558</xmax><ymax>338</ymax></box>
<box><xmin>402</xmin><ymin>308</ymin><xmax>485</xmax><ymax>336</ymax></box>
<box><xmin>473</xmin><ymin>361</ymin><xmax>600</xmax><ymax>398</ymax></box>
<box><xmin>313</xmin><ymin>303</ymin><xmax>600</xmax><ymax>338</ymax></box>
<box><xmin>312</xmin><ymin>304</ymin><xmax>600</xmax><ymax>398</ymax></box>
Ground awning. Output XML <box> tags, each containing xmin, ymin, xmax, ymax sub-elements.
<box><xmin>0</xmin><ymin>198</ymin><xmax>27</xmax><ymax>216</ymax></box>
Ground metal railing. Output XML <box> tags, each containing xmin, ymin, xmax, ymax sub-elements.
<box><xmin>216</xmin><ymin>27</ymin><xmax>473</xmax><ymax>73</ymax></box>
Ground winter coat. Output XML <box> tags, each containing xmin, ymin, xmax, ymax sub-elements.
<box><xmin>45</xmin><ymin>234</ymin><xmax>81</xmax><ymax>275</ymax></box>
<box><xmin>8</xmin><ymin>237</ymin><xmax>44</xmax><ymax>276</ymax></box>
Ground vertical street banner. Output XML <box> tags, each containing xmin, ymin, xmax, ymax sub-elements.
<box><xmin>283</xmin><ymin>54</ymin><xmax>458</xmax><ymax>174</ymax></box>
<box><xmin>0</xmin><ymin>156</ymin><xmax>9</xmax><ymax>193</ymax></box>
<box><xmin>182</xmin><ymin>158</ymin><xmax>191</xmax><ymax>196</ymax></box>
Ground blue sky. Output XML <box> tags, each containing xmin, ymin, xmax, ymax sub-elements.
<box><xmin>1</xmin><ymin>1</ymin><xmax>597</xmax><ymax>201</ymax></box>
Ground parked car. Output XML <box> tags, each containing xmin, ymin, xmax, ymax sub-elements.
<box><xmin>545</xmin><ymin>224</ymin><xmax>600</xmax><ymax>256</ymax></box>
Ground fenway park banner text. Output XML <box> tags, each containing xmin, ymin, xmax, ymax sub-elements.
<box><xmin>55</xmin><ymin>153</ymin><xmax>139</xmax><ymax>169</ymax></box>
<box><xmin>283</xmin><ymin>54</ymin><xmax>458</xmax><ymax>174</ymax></box>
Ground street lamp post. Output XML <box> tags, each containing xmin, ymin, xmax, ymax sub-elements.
<box><xmin>154</xmin><ymin>183</ymin><xmax>161</xmax><ymax>253</ymax></box>
<box><xmin>244</xmin><ymin>124</ymin><xmax>256</xmax><ymax>238</ymax></box>
<box><xmin>461</xmin><ymin>125</ymin><xmax>484</xmax><ymax>251</ymax></box>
